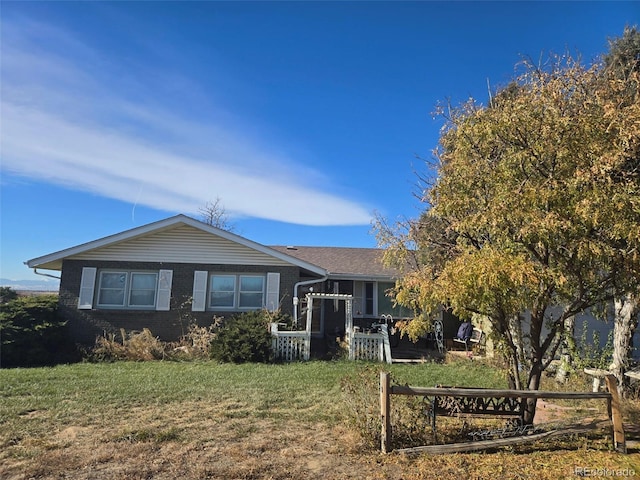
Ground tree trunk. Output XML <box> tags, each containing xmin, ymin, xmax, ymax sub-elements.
<box><xmin>496</xmin><ymin>314</ymin><xmax>525</xmax><ymax>390</ymax></box>
<box><xmin>523</xmin><ymin>362</ymin><xmax>543</xmax><ymax>425</ymax></box>
<box><xmin>503</xmin><ymin>315</ymin><xmax>526</xmax><ymax>390</ymax></box>
<box><xmin>506</xmin><ymin>348</ymin><xmax>522</xmax><ymax>390</ymax></box>
<box><xmin>555</xmin><ymin>315</ymin><xmax>575</xmax><ymax>383</ymax></box>
<box><xmin>612</xmin><ymin>294</ymin><xmax>639</xmax><ymax>397</ymax></box>
<box><xmin>522</xmin><ymin>309</ymin><xmax>549</xmax><ymax>425</ymax></box>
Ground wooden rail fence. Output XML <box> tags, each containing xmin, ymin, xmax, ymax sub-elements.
<box><xmin>379</xmin><ymin>372</ymin><xmax>626</xmax><ymax>454</ymax></box>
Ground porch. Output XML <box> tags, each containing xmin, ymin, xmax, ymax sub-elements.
<box><xmin>271</xmin><ymin>292</ymin><xmax>446</xmax><ymax>362</ymax></box>
<box><xmin>271</xmin><ymin>293</ymin><xmax>392</xmax><ymax>362</ymax></box>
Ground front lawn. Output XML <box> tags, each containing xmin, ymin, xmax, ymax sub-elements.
<box><xmin>0</xmin><ymin>360</ymin><xmax>637</xmax><ymax>479</ymax></box>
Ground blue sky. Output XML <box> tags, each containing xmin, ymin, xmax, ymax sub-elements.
<box><xmin>1</xmin><ymin>1</ymin><xmax>637</xmax><ymax>283</ymax></box>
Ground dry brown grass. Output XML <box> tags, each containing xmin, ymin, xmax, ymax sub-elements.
<box><xmin>1</xmin><ymin>361</ymin><xmax>638</xmax><ymax>479</ymax></box>
<box><xmin>2</xmin><ymin>397</ymin><xmax>639</xmax><ymax>479</ymax></box>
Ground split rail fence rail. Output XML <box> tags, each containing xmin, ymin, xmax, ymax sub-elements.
<box><xmin>379</xmin><ymin>372</ymin><xmax>626</xmax><ymax>454</ymax></box>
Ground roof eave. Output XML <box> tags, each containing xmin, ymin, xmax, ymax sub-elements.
<box><xmin>25</xmin><ymin>215</ymin><xmax>328</xmax><ymax>276</ymax></box>
<box><xmin>328</xmin><ymin>273</ymin><xmax>399</xmax><ymax>282</ymax></box>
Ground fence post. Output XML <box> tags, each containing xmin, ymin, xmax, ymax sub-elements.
<box><xmin>604</xmin><ymin>374</ymin><xmax>627</xmax><ymax>453</ymax></box>
<box><xmin>270</xmin><ymin>323</ymin><xmax>278</xmax><ymax>360</ymax></box>
<box><xmin>381</xmin><ymin>324</ymin><xmax>392</xmax><ymax>364</ymax></box>
<box><xmin>380</xmin><ymin>371</ymin><xmax>391</xmax><ymax>453</ymax></box>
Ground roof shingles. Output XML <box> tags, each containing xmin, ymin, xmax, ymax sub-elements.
<box><xmin>270</xmin><ymin>246</ymin><xmax>400</xmax><ymax>279</ymax></box>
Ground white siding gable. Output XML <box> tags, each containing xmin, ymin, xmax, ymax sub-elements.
<box><xmin>70</xmin><ymin>225</ymin><xmax>291</xmax><ymax>266</ymax></box>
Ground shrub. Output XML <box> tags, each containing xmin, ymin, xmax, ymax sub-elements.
<box><xmin>170</xmin><ymin>320</ymin><xmax>220</xmax><ymax>360</ymax></box>
<box><xmin>91</xmin><ymin>328</ymin><xmax>167</xmax><ymax>362</ymax></box>
<box><xmin>340</xmin><ymin>366</ymin><xmax>440</xmax><ymax>451</ymax></box>
<box><xmin>86</xmin><ymin>310</ymin><xmax>287</xmax><ymax>364</ymax></box>
<box><xmin>209</xmin><ymin>310</ymin><xmax>274</xmax><ymax>363</ymax></box>
<box><xmin>90</xmin><ymin>332</ymin><xmax>127</xmax><ymax>362</ymax></box>
<box><xmin>568</xmin><ymin>320</ymin><xmax>614</xmax><ymax>371</ymax></box>
<box><xmin>0</xmin><ymin>287</ymin><xmax>19</xmax><ymax>303</ymax></box>
<box><xmin>265</xmin><ymin>310</ymin><xmax>297</xmax><ymax>330</ymax></box>
<box><xmin>0</xmin><ymin>294</ymin><xmax>80</xmax><ymax>367</ymax></box>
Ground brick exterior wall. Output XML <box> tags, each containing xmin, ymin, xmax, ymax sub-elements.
<box><xmin>59</xmin><ymin>259</ymin><xmax>303</xmax><ymax>345</ymax></box>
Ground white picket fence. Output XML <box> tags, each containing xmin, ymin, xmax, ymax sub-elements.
<box><xmin>271</xmin><ymin>291</ymin><xmax>392</xmax><ymax>363</ymax></box>
<box><xmin>347</xmin><ymin>324</ymin><xmax>392</xmax><ymax>363</ymax></box>
<box><xmin>270</xmin><ymin>323</ymin><xmax>310</xmax><ymax>361</ymax></box>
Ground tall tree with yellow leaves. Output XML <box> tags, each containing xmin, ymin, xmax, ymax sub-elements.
<box><xmin>377</xmin><ymin>29</ymin><xmax>640</xmax><ymax>423</ymax></box>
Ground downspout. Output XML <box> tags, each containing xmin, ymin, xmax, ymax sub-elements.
<box><xmin>293</xmin><ymin>275</ymin><xmax>328</xmax><ymax>327</ymax></box>
<box><xmin>32</xmin><ymin>268</ymin><xmax>61</xmax><ymax>280</ymax></box>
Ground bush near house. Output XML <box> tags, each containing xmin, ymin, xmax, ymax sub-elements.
<box><xmin>90</xmin><ymin>322</ymin><xmax>220</xmax><ymax>362</ymax></box>
<box><xmin>0</xmin><ymin>286</ymin><xmax>19</xmax><ymax>303</ymax></box>
<box><xmin>209</xmin><ymin>310</ymin><xmax>288</xmax><ymax>363</ymax></box>
<box><xmin>87</xmin><ymin>310</ymin><xmax>289</xmax><ymax>364</ymax></box>
<box><xmin>91</xmin><ymin>328</ymin><xmax>168</xmax><ymax>362</ymax></box>
<box><xmin>0</xmin><ymin>293</ymin><xmax>80</xmax><ymax>367</ymax></box>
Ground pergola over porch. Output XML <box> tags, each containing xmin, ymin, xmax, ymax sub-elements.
<box><xmin>270</xmin><ymin>292</ymin><xmax>392</xmax><ymax>362</ymax></box>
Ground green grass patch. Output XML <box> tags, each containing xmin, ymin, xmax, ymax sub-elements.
<box><xmin>0</xmin><ymin>359</ymin><xmax>505</xmax><ymax>440</ymax></box>
<box><xmin>0</xmin><ymin>358</ymin><xmax>507</xmax><ymax>464</ymax></box>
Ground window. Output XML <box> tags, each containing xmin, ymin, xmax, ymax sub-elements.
<box><xmin>97</xmin><ymin>271</ymin><xmax>158</xmax><ymax>308</ymax></box>
<box><xmin>129</xmin><ymin>273</ymin><xmax>158</xmax><ymax>307</ymax></box>
<box><xmin>239</xmin><ymin>276</ymin><xmax>264</xmax><ymax>308</ymax></box>
<box><xmin>353</xmin><ymin>281</ymin><xmax>410</xmax><ymax>318</ymax></box>
<box><xmin>98</xmin><ymin>272</ymin><xmax>126</xmax><ymax>306</ymax></box>
<box><xmin>377</xmin><ymin>282</ymin><xmax>410</xmax><ymax>318</ymax></box>
<box><xmin>208</xmin><ymin>274</ymin><xmax>265</xmax><ymax>310</ymax></box>
<box><xmin>364</xmin><ymin>282</ymin><xmax>375</xmax><ymax>316</ymax></box>
<box><xmin>210</xmin><ymin>275</ymin><xmax>235</xmax><ymax>307</ymax></box>
<box><xmin>78</xmin><ymin>268</ymin><xmax>171</xmax><ymax>311</ymax></box>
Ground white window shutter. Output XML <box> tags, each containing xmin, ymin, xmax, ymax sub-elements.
<box><xmin>265</xmin><ymin>272</ymin><xmax>280</xmax><ymax>312</ymax></box>
<box><xmin>78</xmin><ymin>267</ymin><xmax>97</xmax><ymax>310</ymax></box>
<box><xmin>192</xmin><ymin>271</ymin><xmax>208</xmax><ymax>312</ymax></box>
<box><xmin>156</xmin><ymin>269</ymin><xmax>173</xmax><ymax>311</ymax></box>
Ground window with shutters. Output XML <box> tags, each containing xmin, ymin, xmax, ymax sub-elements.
<box><xmin>238</xmin><ymin>275</ymin><xmax>264</xmax><ymax>308</ymax></box>
<box><xmin>97</xmin><ymin>270</ymin><xmax>158</xmax><ymax>309</ymax></box>
<box><xmin>210</xmin><ymin>275</ymin><xmax>236</xmax><ymax>308</ymax></box>
<box><xmin>208</xmin><ymin>274</ymin><xmax>265</xmax><ymax>310</ymax></box>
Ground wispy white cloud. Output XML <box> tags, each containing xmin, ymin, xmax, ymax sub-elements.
<box><xmin>0</xmin><ymin>16</ymin><xmax>371</xmax><ymax>226</ymax></box>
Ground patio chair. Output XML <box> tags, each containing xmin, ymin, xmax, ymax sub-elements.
<box><xmin>453</xmin><ymin>327</ymin><xmax>484</xmax><ymax>352</ymax></box>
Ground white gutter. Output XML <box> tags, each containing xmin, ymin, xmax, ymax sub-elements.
<box><xmin>293</xmin><ymin>275</ymin><xmax>328</xmax><ymax>327</ymax></box>
<box><xmin>32</xmin><ymin>268</ymin><xmax>61</xmax><ymax>280</ymax></box>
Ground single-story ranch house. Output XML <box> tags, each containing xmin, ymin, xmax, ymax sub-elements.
<box><xmin>26</xmin><ymin>214</ymin><xmax>636</xmax><ymax>362</ymax></box>
<box><xmin>26</xmin><ymin>215</ymin><xmax>418</xmax><ymax>355</ymax></box>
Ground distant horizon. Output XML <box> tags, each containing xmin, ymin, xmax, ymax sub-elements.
<box><xmin>1</xmin><ymin>277</ymin><xmax>60</xmax><ymax>292</ymax></box>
